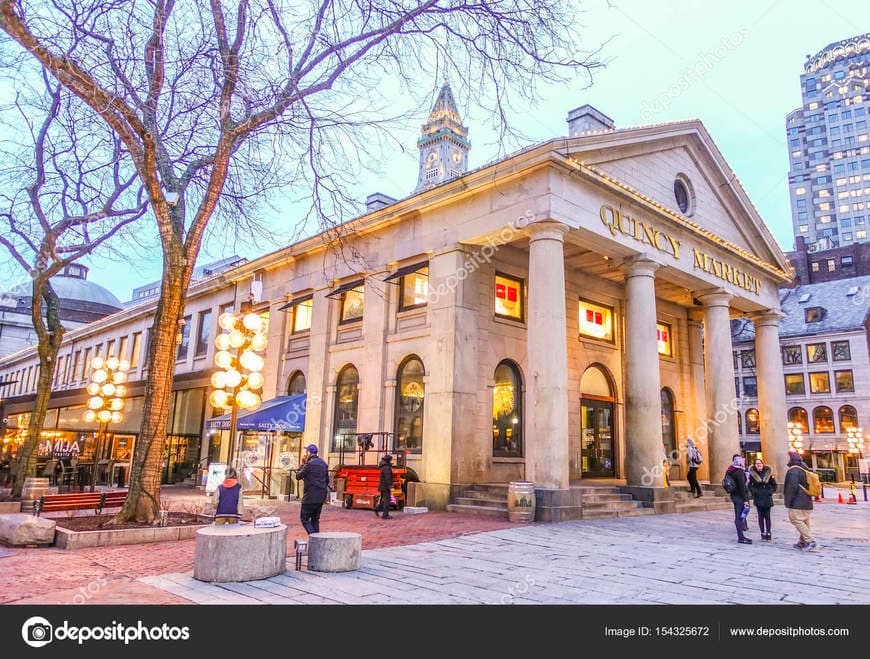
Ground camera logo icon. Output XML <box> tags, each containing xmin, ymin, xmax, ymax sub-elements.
<box><xmin>21</xmin><ymin>616</ymin><xmax>53</xmax><ymax>648</ymax></box>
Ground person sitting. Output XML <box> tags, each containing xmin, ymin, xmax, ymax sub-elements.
<box><xmin>212</xmin><ymin>467</ymin><xmax>244</xmax><ymax>525</ymax></box>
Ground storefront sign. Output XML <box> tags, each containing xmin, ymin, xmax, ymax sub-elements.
<box><xmin>599</xmin><ymin>204</ymin><xmax>761</xmax><ymax>296</ymax></box>
<box><xmin>278</xmin><ymin>452</ymin><xmax>298</xmax><ymax>470</ymax></box>
<box><xmin>600</xmin><ymin>205</ymin><xmax>682</xmax><ymax>260</ymax></box>
<box><xmin>692</xmin><ymin>248</ymin><xmax>761</xmax><ymax>295</ymax></box>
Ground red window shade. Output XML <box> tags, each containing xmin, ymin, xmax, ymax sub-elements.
<box><xmin>507</xmin><ymin>286</ymin><xmax>517</xmax><ymax>302</ymax></box>
<box><xmin>594</xmin><ymin>312</ymin><xmax>603</xmax><ymax>325</ymax></box>
<box><xmin>496</xmin><ymin>283</ymin><xmax>506</xmax><ymax>299</ymax></box>
<box><xmin>586</xmin><ymin>309</ymin><xmax>594</xmax><ymax>323</ymax></box>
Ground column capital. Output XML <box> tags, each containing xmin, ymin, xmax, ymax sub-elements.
<box><xmin>524</xmin><ymin>219</ymin><xmax>571</xmax><ymax>242</ymax></box>
<box><xmin>621</xmin><ymin>255</ymin><xmax>660</xmax><ymax>278</ymax></box>
<box><xmin>694</xmin><ymin>288</ymin><xmax>732</xmax><ymax>308</ymax></box>
<box><xmin>748</xmin><ymin>309</ymin><xmax>785</xmax><ymax>327</ymax></box>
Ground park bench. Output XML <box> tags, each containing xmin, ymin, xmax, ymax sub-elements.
<box><xmin>33</xmin><ymin>490</ymin><xmax>128</xmax><ymax>517</ymax></box>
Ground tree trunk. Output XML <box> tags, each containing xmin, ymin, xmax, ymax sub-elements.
<box><xmin>112</xmin><ymin>238</ymin><xmax>194</xmax><ymax>523</ymax></box>
<box><xmin>11</xmin><ymin>279</ymin><xmax>64</xmax><ymax>497</ymax></box>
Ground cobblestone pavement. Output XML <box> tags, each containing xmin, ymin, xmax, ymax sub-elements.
<box><xmin>140</xmin><ymin>502</ymin><xmax>870</xmax><ymax>605</ymax></box>
<box><xmin>0</xmin><ymin>488</ymin><xmax>520</xmax><ymax>605</ymax></box>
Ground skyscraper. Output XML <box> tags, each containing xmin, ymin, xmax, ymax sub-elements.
<box><xmin>786</xmin><ymin>34</ymin><xmax>870</xmax><ymax>251</ymax></box>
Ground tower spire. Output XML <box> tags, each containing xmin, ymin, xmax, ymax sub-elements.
<box><xmin>415</xmin><ymin>82</ymin><xmax>470</xmax><ymax>192</ymax></box>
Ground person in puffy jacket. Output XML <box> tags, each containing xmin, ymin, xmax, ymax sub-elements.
<box><xmin>375</xmin><ymin>454</ymin><xmax>394</xmax><ymax>519</ymax></box>
<box><xmin>725</xmin><ymin>454</ymin><xmax>752</xmax><ymax>544</ymax></box>
<box><xmin>212</xmin><ymin>467</ymin><xmax>244</xmax><ymax>524</ymax></box>
<box><xmin>784</xmin><ymin>451</ymin><xmax>815</xmax><ymax>551</ymax></box>
<box><xmin>748</xmin><ymin>458</ymin><xmax>776</xmax><ymax>541</ymax></box>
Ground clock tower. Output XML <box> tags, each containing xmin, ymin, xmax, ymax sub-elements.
<box><xmin>415</xmin><ymin>82</ymin><xmax>470</xmax><ymax>193</ymax></box>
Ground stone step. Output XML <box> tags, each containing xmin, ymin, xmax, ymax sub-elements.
<box><xmin>454</xmin><ymin>496</ymin><xmax>508</xmax><ymax>509</ymax></box>
<box><xmin>461</xmin><ymin>489</ymin><xmax>508</xmax><ymax>502</ymax></box>
<box><xmin>616</xmin><ymin>508</ymin><xmax>656</xmax><ymax>517</ymax></box>
<box><xmin>445</xmin><ymin>504</ymin><xmax>508</xmax><ymax>519</ymax></box>
<box><xmin>573</xmin><ymin>486</ymin><xmax>623</xmax><ymax>495</ymax></box>
<box><xmin>675</xmin><ymin>501</ymin><xmax>734</xmax><ymax>513</ymax></box>
<box><xmin>582</xmin><ymin>501</ymin><xmax>644</xmax><ymax>512</ymax></box>
<box><xmin>581</xmin><ymin>505</ymin><xmax>649</xmax><ymax>520</ymax></box>
<box><xmin>579</xmin><ymin>493</ymin><xmax>633</xmax><ymax>503</ymax></box>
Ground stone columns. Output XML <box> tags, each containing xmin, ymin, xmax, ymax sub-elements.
<box><xmin>696</xmin><ymin>289</ymin><xmax>740</xmax><ymax>483</ymax></box>
<box><xmin>525</xmin><ymin>221</ymin><xmax>571</xmax><ymax>490</ymax></box>
<box><xmin>623</xmin><ymin>257</ymin><xmax>664</xmax><ymax>487</ymax></box>
<box><xmin>750</xmin><ymin>310</ymin><xmax>789</xmax><ymax>476</ymax></box>
<box><xmin>687</xmin><ymin>314</ymin><xmax>710</xmax><ymax>482</ymax></box>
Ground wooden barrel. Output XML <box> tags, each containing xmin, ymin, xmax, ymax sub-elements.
<box><xmin>507</xmin><ymin>481</ymin><xmax>536</xmax><ymax>523</ymax></box>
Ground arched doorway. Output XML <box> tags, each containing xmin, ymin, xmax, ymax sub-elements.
<box><xmin>580</xmin><ymin>365</ymin><xmax>616</xmax><ymax>478</ymax></box>
<box><xmin>661</xmin><ymin>388</ymin><xmax>679</xmax><ymax>480</ymax></box>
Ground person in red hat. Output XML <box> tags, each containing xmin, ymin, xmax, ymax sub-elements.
<box><xmin>294</xmin><ymin>444</ymin><xmax>329</xmax><ymax>534</ymax></box>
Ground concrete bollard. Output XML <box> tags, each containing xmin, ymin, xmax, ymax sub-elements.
<box><xmin>307</xmin><ymin>532</ymin><xmax>362</xmax><ymax>572</ymax></box>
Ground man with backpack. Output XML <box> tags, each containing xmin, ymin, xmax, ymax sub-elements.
<box><xmin>686</xmin><ymin>438</ymin><xmax>703</xmax><ymax>498</ymax></box>
<box><xmin>784</xmin><ymin>451</ymin><xmax>817</xmax><ymax>551</ymax></box>
<box><xmin>723</xmin><ymin>454</ymin><xmax>752</xmax><ymax>544</ymax></box>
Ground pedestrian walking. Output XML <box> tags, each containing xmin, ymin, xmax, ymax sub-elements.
<box><xmin>724</xmin><ymin>454</ymin><xmax>752</xmax><ymax>544</ymax></box>
<box><xmin>375</xmin><ymin>454</ymin><xmax>394</xmax><ymax>519</ymax></box>
<box><xmin>748</xmin><ymin>458</ymin><xmax>776</xmax><ymax>541</ymax></box>
<box><xmin>294</xmin><ymin>444</ymin><xmax>329</xmax><ymax>534</ymax></box>
<box><xmin>784</xmin><ymin>451</ymin><xmax>816</xmax><ymax>551</ymax></box>
<box><xmin>212</xmin><ymin>466</ymin><xmax>244</xmax><ymax>525</ymax></box>
<box><xmin>686</xmin><ymin>438</ymin><xmax>703</xmax><ymax>498</ymax></box>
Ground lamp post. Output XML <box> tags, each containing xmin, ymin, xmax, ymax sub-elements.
<box><xmin>83</xmin><ymin>356</ymin><xmax>129</xmax><ymax>492</ymax></box>
<box><xmin>846</xmin><ymin>426</ymin><xmax>864</xmax><ymax>456</ymax></box>
<box><xmin>209</xmin><ymin>307</ymin><xmax>267</xmax><ymax>471</ymax></box>
<box><xmin>787</xmin><ymin>422</ymin><xmax>804</xmax><ymax>455</ymax></box>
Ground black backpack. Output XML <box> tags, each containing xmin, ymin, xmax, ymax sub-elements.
<box><xmin>722</xmin><ymin>472</ymin><xmax>737</xmax><ymax>494</ymax></box>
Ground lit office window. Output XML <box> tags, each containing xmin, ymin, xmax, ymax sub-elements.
<box><xmin>494</xmin><ymin>273</ymin><xmax>523</xmax><ymax>320</ymax></box>
<box><xmin>579</xmin><ymin>299</ymin><xmax>614</xmax><ymax>342</ymax></box>
<box><xmin>656</xmin><ymin>322</ymin><xmax>672</xmax><ymax>357</ymax></box>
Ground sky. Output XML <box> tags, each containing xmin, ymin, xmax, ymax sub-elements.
<box><xmin>15</xmin><ymin>0</ymin><xmax>870</xmax><ymax>302</ymax></box>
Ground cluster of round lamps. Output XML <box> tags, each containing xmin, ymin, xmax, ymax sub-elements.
<box><xmin>209</xmin><ymin>311</ymin><xmax>267</xmax><ymax>412</ymax></box>
<box><xmin>846</xmin><ymin>426</ymin><xmax>864</xmax><ymax>455</ymax></box>
<box><xmin>787</xmin><ymin>421</ymin><xmax>804</xmax><ymax>453</ymax></box>
<box><xmin>83</xmin><ymin>356</ymin><xmax>129</xmax><ymax>424</ymax></box>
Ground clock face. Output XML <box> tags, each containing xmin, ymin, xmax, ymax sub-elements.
<box><xmin>452</xmin><ymin>150</ymin><xmax>463</xmax><ymax>164</ymax></box>
<box><xmin>427</xmin><ymin>150</ymin><xmax>438</xmax><ymax>163</ymax></box>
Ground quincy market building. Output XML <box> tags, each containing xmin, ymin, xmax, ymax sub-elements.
<box><xmin>0</xmin><ymin>92</ymin><xmax>794</xmax><ymax>520</ymax></box>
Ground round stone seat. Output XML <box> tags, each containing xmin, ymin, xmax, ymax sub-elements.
<box><xmin>307</xmin><ymin>531</ymin><xmax>362</xmax><ymax>572</ymax></box>
<box><xmin>193</xmin><ymin>523</ymin><xmax>287</xmax><ymax>582</ymax></box>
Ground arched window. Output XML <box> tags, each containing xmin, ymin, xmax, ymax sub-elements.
<box><xmin>287</xmin><ymin>370</ymin><xmax>306</xmax><ymax>395</ymax></box>
<box><xmin>492</xmin><ymin>360</ymin><xmax>523</xmax><ymax>457</ymax></box>
<box><xmin>839</xmin><ymin>405</ymin><xmax>858</xmax><ymax>430</ymax></box>
<box><xmin>745</xmin><ymin>408</ymin><xmax>760</xmax><ymax>434</ymax></box>
<box><xmin>788</xmin><ymin>407</ymin><xmax>809</xmax><ymax>433</ymax></box>
<box><xmin>660</xmin><ymin>388</ymin><xmax>677</xmax><ymax>457</ymax></box>
<box><xmin>395</xmin><ymin>356</ymin><xmax>425</xmax><ymax>454</ymax></box>
<box><xmin>332</xmin><ymin>365</ymin><xmax>359</xmax><ymax>452</ymax></box>
<box><xmin>813</xmin><ymin>406</ymin><xmax>834</xmax><ymax>434</ymax></box>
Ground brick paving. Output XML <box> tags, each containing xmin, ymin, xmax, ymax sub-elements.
<box><xmin>0</xmin><ymin>486</ymin><xmax>521</xmax><ymax>605</ymax></box>
<box><xmin>3</xmin><ymin>486</ymin><xmax>869</xmax><ymax>605</ymax></box>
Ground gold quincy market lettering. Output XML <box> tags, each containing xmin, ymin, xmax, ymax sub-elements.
<box><xmin>692</xmin><ymin>249</ymin><xmax>760</xmax><ymax>295</ymax></box>
<box><xmin>599</xmin><ymin>204</ymin><xmax>761</xmax><ymax>296</ymax></box>
<box><xmin>600</xmin><ymin>205</ymin><xmax>681</xmax><ymax>259</ymax></box>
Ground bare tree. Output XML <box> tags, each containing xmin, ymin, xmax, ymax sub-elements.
<box><xmin>0</xmin><ymin>70</ymin><xmax>147</xmax><ymax>496</ymax></box>
<box><xmin>0</xmin><ymin>0</ymin><xmax>603</xmax><ymax>522</ymax></box>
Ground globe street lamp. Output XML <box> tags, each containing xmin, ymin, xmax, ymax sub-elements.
<box><xmin>787</xmin><ymin>422</ymin><xmax>804</xmax><ymax>455</ymax></box>
<box><xmin>209</xmin><ymin>308</ymin><xmax>267</xmax><ymax>470</ymax></box>
<box><xmin>83</xmin><ymin>356</ymin><xmax>129</xmax><ymax>492</ymax></box>
<box><xmin>846</xmin><ymin>426</ymin><xmax>864</xmax><ymax>456</ymax></box>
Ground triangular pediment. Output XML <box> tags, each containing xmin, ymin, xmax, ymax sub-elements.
<box><xmin>559</xmin><ymin>122</ymin><xmax>791</xmax><ymax>275</ymax></box>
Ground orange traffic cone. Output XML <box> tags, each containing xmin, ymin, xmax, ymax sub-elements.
<box><xmin>847</xmin><ymin>494</ymin><xmax>857</xmax><ymax>504</ymax></box>
<box><xmin>837</xmin><ymin>492</ymin><xmax>844</xmax><ymax>504</ymax></box>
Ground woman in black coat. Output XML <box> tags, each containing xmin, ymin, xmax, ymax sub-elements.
<box><xmin>748</xmin><ymin>458</ymin><xmax>777</xmax><ymax>541</ymax></box>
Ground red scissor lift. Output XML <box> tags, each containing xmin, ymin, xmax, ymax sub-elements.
<box><xmin>332</xmin><ymin>432</ymin><xmax>418</xmax><ymax>511</ymax></box>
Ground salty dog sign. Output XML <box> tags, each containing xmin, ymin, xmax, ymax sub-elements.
<box><xmin>599</xmin><ymin>204</ymin><xmax>762</xmax><ymax>295</ymax></box>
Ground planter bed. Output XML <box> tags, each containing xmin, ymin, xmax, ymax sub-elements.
<box><xmin>54</xmin><ymin>513</ymin><xmax>210</xmax><ymax>549</ymax></box>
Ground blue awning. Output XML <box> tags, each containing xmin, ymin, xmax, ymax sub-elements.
<box><xmin>205</xmin><ymin>394</ymin><xmax>306</xmax><ymax>432</ymax></box>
